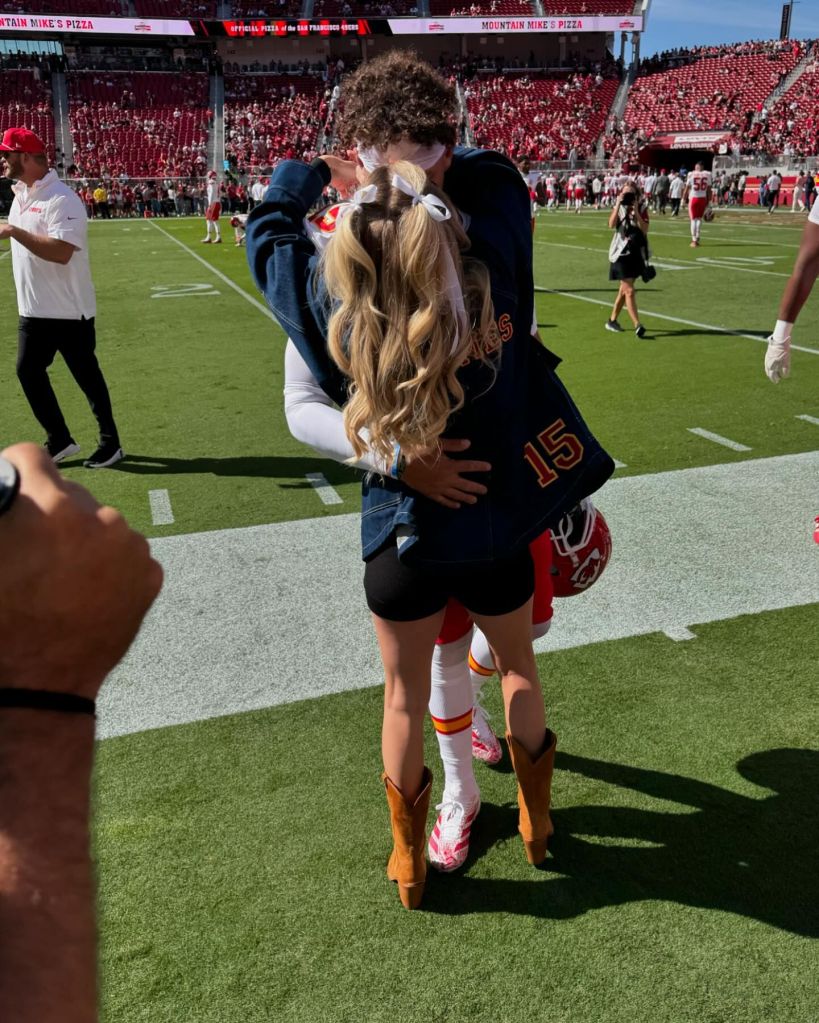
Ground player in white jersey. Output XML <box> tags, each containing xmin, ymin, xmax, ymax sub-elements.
<box><xmin>544</xmin><ymin>173</ymin><xmax>557</xmax><ymax>210</ymax></box>
<box><xmin>572</xmin><ymin>173</ymin><xmax>585</xmax><ymax>213</ymax></box>
<box><xmin>682</xmin><ymin>162</ymin><xmax>712</xmax><ymax>247</ymax></box>
<box><xmin>231</xmin><ymin>212</ymin><xmax>248</xmax><ymax>246</ymax></box>
<box><xmin>201</xmin><ymin>170</ymin><xmax>222</xmax><ymax>244</ymax></box>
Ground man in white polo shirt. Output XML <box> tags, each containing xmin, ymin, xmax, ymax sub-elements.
<box><xmin>0</xmin><ymin>128</ymin><xmax>122</xmax><ymax>468</ymax></box>
<box><xmin>764</xmin><ymin>190</ymin><xmax>819</xmax><ymax>382</ymax></box>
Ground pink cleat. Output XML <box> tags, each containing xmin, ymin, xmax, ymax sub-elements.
<box><xmin>471</xmin><ymin>703</ymin><xmax>503</xmax><ymax>765</ymax></box>
<box><xmin>428</xmin><ymin>796</ymin><xmax>480</xmax><ymax>872</ymax></box>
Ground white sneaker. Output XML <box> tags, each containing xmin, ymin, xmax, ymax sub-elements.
<box><xmin>471</xmin><ymin>703</ymin><xmax>503</xmax><ymax>765</ymax></box>
<box><xmin>428</xmin><ymin>795</ymin><xmax>480</xmax><ymax>872</ymax></box>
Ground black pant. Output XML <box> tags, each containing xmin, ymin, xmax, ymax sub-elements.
<box><xmin>670</xmin><ymin>197</ymin><xmax>681</xmax><ymax>216</ymax></box>
<box><xmin>16</xmin><ymin>316</ymin><xmax>119</xmax><ymax>446</ymax></box>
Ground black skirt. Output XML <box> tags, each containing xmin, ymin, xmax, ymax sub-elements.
<box><xmin>609</xmin><ymin>250</ymin><xmax>646</xmax><ymax>281</ymax></box>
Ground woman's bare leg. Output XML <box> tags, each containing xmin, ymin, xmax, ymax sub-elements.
<box><xmin>471</xmin><ymin>598</ymin><xmax>546</xmax><ymax>758</ymax></box>
<box><xmin>372</xmin><ymin>610</ymin><xmax>445</xmax><ymax>799</ymax></box>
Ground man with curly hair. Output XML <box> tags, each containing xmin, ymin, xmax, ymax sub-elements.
<box><xmin>248</xmin><ymin>50</ymin><xmax>563</xmax><ymax>884</ymax></box>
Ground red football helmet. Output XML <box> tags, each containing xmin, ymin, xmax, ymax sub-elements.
<box><xmin>550</xmin><ymin>498</ymin><xmax>612</xmax><ymax>597</ymax></box>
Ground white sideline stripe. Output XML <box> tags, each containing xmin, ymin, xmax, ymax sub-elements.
<box><xmin>148</xmin><ymin>489</ymin><xmax>174</xmax><ymax>526</ymax></box>
<box><xmin>664</xmin><ymin>627</ymin><xmax>697</xmax><ymax>641</ymax></box>
<box><xmin>535</xmin><ymin>239</ymin><xmax>790</xmax><ymax>278</ymax></box>
<box><xmin>687</xmin><ymin>428</ymin><xmax>751</xmax><ymax>452</ymax></box>
<box><xmin>149</xmin><ymin>221</ymin><xmax>277</xmax><ymax>323</ymax></box>
<box><xmin>305</xmin><ymin>472</ymin><xmax>343</xmax><ymax>505</ymax></box>
<box><xmin>97</xmin><ymin>450</ymin><xmax>819</xmax><ymax>739</ymax></box>
<box><xmin>796</xmin><ymin>414</ymin><xmax>819</xmax><ymax>427</ymax></box>
<box><xmin>535</xmin><ymin>286</ymin><xmax>819</xmax><ymax>356</ymax></box>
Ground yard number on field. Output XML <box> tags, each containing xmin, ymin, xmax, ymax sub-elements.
<box><xmin>151</xmin><ymin>283</ymin><xmax>220</xmax><ymax>299</ymax></box>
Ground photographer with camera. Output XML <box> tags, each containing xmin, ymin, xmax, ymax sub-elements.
<box><xmin>605</xmin><ymin>183</ymin><xmax>652</xmax><ymax>339</ymax></box>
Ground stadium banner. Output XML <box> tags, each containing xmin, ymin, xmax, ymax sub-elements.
<box><xmin>209</xmin><ymin>14</ymin><xmax>643</xmax><ymax>37</ymax></box>
<box><xmin>0</xmin><ymin>12</ymin><xmax>641</xmax><ymax>36</ymax></box>
<box><xmin>644</xmin><ymin>131</ymin><xmax>731</xmax><ymax>150</ymax></box>
<box><xmin>0</xmin><ymin>14</ymin><xmax>195</xmax><ymax>34</ymax></box>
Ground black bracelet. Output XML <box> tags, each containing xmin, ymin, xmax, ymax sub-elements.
<box><xmin>0</xmin><ymin>456</ymin><xmax>20</xmax><ymax>518</ymax></box>
<box><xmin>0</xmin><ymin>688</ymin><xmax>96</xmax><ymax>716</ymax></box>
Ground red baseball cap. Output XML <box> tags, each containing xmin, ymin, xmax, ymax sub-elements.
<box><xmin>0</xmin><ymin>127</ymin><xmax>47</xmax><ymax>154</ymax></box>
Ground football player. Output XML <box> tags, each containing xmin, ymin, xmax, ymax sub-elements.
<box><xmin>201</xmin><ymin>170</ymin><xmax>222</xmax><ymax>244</ymax></box>
<box><xmin>683</xmin><ymin>162</ymin><xmax>712</xmax><ymax>248</ymax></box>
<box><xmin>231</xmin><ymin>213</ymin><xmax>248</xmax><ymax>247</ymax></box>
<box><xmin>764</xmin><ymin>189</ymin><xmax>819</xmax><ymax>382</ymax></box>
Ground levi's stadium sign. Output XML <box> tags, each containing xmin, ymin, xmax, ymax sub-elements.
<box><xmin>0</xmin><ymin>13</ymin><xmax>642</xmax><ymax>35</ymax></box>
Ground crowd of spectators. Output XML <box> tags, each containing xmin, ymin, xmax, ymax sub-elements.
<box><xmin>604</xmin><ymin>38</ymin><xmax>808</xmax><ymax>164</ymax></box>
<box><xmin>0</xmin><ymin>67</ymin><xmax>56</xmax><ymax>164</ymax></box>
<box><xmin>68</xmin><ymin>72</ymin><xmax>210</xmax><ymax>180</ymax></box>
<box><xmin>735</xmin><ymin>44</ymin><xmax>819</xmax><ymax>158</ymax></box>
<box><xmin>224</xmin><ymin>73</ymin><xmax>333</xmax><ymax>172</ymax></box>
<box><xmin>465</xmin><ymin>70</ymin><xmax>618</xmax><ymax>163</ymax></box>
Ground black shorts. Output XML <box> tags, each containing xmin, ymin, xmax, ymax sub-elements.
<box><xmin>364</xmin><ymin>542</ymin><xmax>535</xmax><ymax>622</ymax></box>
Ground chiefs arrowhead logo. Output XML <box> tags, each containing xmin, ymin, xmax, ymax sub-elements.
<box><xmin>570</xmin><ymin>548</ymin><xmax>604</xmax><ymax>591</ymax></box>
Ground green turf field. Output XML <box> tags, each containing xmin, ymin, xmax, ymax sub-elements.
<box><xmin>1</xmin><ymin>208</ymin><xmax>818</xmax><ymax>1022</ymax></box>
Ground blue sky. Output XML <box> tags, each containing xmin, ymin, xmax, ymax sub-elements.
<box><xmin>641</xmin><ymin>0</ymin><xmax>818</xmax><ymax>56</ymax></box>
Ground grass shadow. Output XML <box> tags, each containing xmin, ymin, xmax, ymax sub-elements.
<box><xmin>424</xmin><ymin>748</ymin><xmax>819</xmax><ymax>936</ymax></box>
<box><xmin>109</xmin><ymin>453</ymin><xmax>360</xmax><ymax>486</ymax></box>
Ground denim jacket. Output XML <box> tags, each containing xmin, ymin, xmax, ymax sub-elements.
<box><xmin>246</xmin><ymin>149</ymin><xmax>613</xmax><ymax>565</ymax></box>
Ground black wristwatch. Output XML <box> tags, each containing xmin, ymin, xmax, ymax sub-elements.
<box><xmin>0</xmin><ymin>456</ymin><xmax>20</xmax><ymax>518</ymax></box>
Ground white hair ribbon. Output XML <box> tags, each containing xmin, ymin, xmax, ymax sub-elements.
<box><xmin>391</xmin><ymin>173</ymin><xmax>451</xmax><ymax>222</ymax></box>
<box><xmin>357</xmin><ymin>140</ymin><xmax>446</xmax><ymax>173</ymax></box>
<box><xmin>334</xmin><ymin>183</ymin><xmax>379</xmax><ymax>223</ymax></box>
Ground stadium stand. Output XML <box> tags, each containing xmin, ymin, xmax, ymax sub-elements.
<box><xmin>312</xmin><ymin>0</ymin><xmax>420</xmax><ymax>15</ymax></box>
<box><xmin>224</xmin><ymin>73</ymin><xmax>329</xmax><ymax>170</ymax></box>
<box><xmin>441</xmin><ymin>2</ymin><xmax>536</xmax><ymax>15</ymax></box>
<box><xmin>0</xmin><ymin>0</ymin><xmax>124</xmax><ymax>11</ymax></box>
<box><xmin>230</xmin><ymin>0</ymin><xmax>305</xmax><ymax>17</ymax></box>
<box><xmin>465</xmin><ymin>71</ymin><xmax>619</xmax><ymax>162</ymax></box>
<box><xmin>67</xmin><ymin>71</ymin><xmax>210</xmax><ymax>179</ymax></box>
<box><xmin>132</xmin><ymin>0</ymin><xmax>218</xmax><ymax>18</ymax></box>
<box><xmin>0</xmin><ymin>68</ymin><xmax>56</xmax><ymax>163</ymax></box>
<box><xmin>605</xmin><ymin>38</ymin><xmax>808</xmax><ymax>163</ymax></box>
<box><xmin>738</xmin><ymin>45</ymin><xmax>819</xmax><ymax>157</ymax></box>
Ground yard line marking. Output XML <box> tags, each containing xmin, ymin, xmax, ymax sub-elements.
<box><xmin>535</xmin><ymin>286</ymin><xmax>819</xmax><ymax>356</ymax></box>
<box><xmin>796</xmin><ymin>414</ymin><xmax>819</xmax><ymax>427</ymax></box>
<box><xmin>664</xmin><ymin>626</ymin><xmax>697</xmax><ymax>641</ymax></box>
<box><xmin>305</xmin><ymin>472</ymin><xmax>343</xmax><ymax>505</ymax></box>
<box><xmin>613</xmin><ymin>459</ymin><xmax>627</xmax><ymax>468</ymax></box>
<box><xmin>535</xmin><ymin>240</ymin><xmax>790</xmax><ymax>278</ymax></box>
<box><xmin>149</xmin><ymin>488</ymin><xmax>175</xmax><ymax>525</ymax></box>
<box><xmin>688</xmin><ymin>428</ymin><xmax>751</xmax><ymax>452</ymax></box>
<box><xmin>0</xmin><ymin>249</ymin><xmax>10</xmax><ymax>261</ymax></box>
<box><xmin>149</xmin><ymin>221</ymin><xmax>277</xmax><ymax>323</ymax></box>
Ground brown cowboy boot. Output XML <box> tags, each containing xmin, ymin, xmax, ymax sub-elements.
<box><xmin>383</xmin><ymin>767</ymin><xmax>433</xmax><ymax>910</ymax></box>
<box><xmin>506</xmin><ymin>730</ymin><xmax>557</xmax><ymax>865</ymax></box>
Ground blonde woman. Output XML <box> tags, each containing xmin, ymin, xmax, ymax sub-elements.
<box><xmin>247</xmin><ymin>152</ymin><xmax>613</xmax><ymax>910</ymax></box>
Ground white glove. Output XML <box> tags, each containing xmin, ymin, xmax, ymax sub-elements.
<box><xmin>764</xmin><ymin>334</ymin><xmax>791</xmax><ymax>383</ymax></box>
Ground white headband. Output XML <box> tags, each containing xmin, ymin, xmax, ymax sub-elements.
<box><xmin>357</xmin><ymin>140</ymin><xmax>446</xmax><ymax>173</ymax></box>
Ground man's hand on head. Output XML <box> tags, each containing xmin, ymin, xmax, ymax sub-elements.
<box><xmin>0</xmin><ymin>443</ymin><xmax>163</xmax><ymax>699</ymax></box>
<box><xmin>318</xmin><ymin>154</ymin><xmax>360</xmax><ymax>196</ymax></box>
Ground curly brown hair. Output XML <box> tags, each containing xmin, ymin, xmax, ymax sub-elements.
<box><xmin>338</xmin><ymin>50</ymin><xmax>458</xmax><ymax>150</ymax></box>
